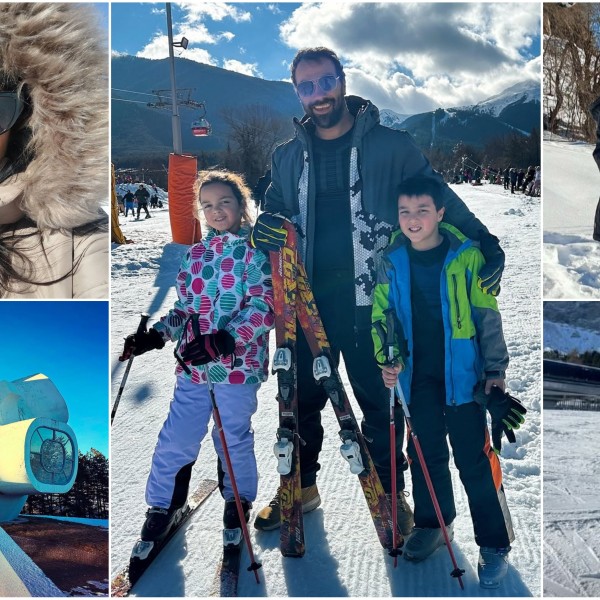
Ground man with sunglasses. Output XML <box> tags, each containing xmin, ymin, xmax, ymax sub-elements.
<box><xmin>251</xmin><ymin>47</ymin><xmax>505</xmax><ymax>535</ymax></box>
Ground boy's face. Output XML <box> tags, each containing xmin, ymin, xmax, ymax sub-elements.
<box><xmin>398</xmin><ymin>193</ymin><xmax>445</xmax><ymax>251</ymax></box>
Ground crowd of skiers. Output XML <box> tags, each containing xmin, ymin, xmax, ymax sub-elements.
<box><xmin>117</xmin><ymin>182</ymin><xmax>163</xmax><ymax>219</ymax></box>
<box><xmin>445</xmin><ymin>164</ymin><xmax>540</xmax><ymax>196</ymax></box>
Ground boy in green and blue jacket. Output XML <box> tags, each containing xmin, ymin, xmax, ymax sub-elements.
<box><xmin>371</xmin><ymin>176</ymin><xmax>525</xmax><ymax>588</ymax></box>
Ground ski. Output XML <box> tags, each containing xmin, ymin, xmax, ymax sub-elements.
<box><xmin>269</xmin><ymin>234</ymin><xmax>305</xmax><ymax>557</ymax></box>
<box><xmin>211</xmin><ymin>529</ymin><xmax>243</xmax><ymax>596</ymax></box>
<box><xmin>110</xmin><ymin>479</ymin><xmax>219</xmax><ymax>597</ymax></box>
<box><xmin>284</xmin><ymin>221</ymin><xmax>401</xmax><ymax>552</ymax></box>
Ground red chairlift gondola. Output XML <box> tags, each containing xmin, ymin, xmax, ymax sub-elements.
<box><xmin>191</xmin><ymin>103</ymin><xmax>211</xmax><ymax>137</ymax></box>
<box><xmin>191</xmin><ymin>117</ymin><xmax>211</xmax><ymax>137</ymax></box>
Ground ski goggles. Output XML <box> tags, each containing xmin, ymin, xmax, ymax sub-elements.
<box><xmin>0</xmin><ymin>91</ymin><xmax>24</xmax><ymax>135</ymax></box>
<box><xmin>295</xmin><ymin>75</ymin><xmax>340</xmax><ymax>98</ymax></box>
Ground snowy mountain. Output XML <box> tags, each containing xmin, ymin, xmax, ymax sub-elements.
<box><xmin>110</xmin><ymin>182</ymin><xmax>541</xmax><ymax>597</ymax></box>
<box><xmin>544</xmin><ymin>320</ymin><xmax>600</xmax><ymax>354</ymax></box>
<box><xmin>476</xmin><ymin>81</ymin><xmax>541</xmax><ymax>118</ymax></box>
<box><xmin>398</xmin><ymin>80</ymin><xmax>540</xmax><ymax>149</ymax></box>
<box><xmin>379</xmin><ymin>108</ymin><xmax>412</xmax><ymax>129</ymax></box>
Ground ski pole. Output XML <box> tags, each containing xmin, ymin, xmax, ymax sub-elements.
<box><xmin>111</xmin><ymin>313</ymin><xmax>150</xmax><ymax>425</ymax></box>
<box><xmin>374</xmin><ymin>313</ymin><xmax>401</xmax><ymax>566</ymax></box>
<box><xmin>202</xmin><ymin>364</ymin><xmax>262</xmax><ymax>583</ymax></box>
<box><xmin>386</xmin><ymin>313</ymin><xmax>465</xmax><ymax>590</ymax></box>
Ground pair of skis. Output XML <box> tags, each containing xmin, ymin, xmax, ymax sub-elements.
<box><xmin>269</xmin><ymin>222</ymin><xmax>402</xmax><ymax>558</ymax></box>
<box><xmin>111</xmin><ymin>478</ymin><xmax>252</xmax><ymax>597</ymax></box>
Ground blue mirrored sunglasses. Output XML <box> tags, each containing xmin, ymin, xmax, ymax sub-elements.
<box><xmin>296</xmin><ymin>75</ymin><xmax>340</xmax><ymax>98</ymax></box>
<box><xmin>0</xmin><ymin>91</ymin><xmax>24</xmax><ymax>135</ymax></box>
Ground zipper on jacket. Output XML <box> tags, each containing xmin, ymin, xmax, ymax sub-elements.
<box><xmin>452</xmin><ymin>274</ymin><xmax>462</xmax><ymax>330</ymax></box>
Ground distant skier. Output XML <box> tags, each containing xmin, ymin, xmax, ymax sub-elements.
<box><xmin>134</xmin><ymin>184</ymin><xmax>151</xmax><ymax>219</ymax></box>
<box><xmin>372</xmin><ymin>176</ymin><xmax>526</xmax><ymax>588</ymax></box>
<box><xmin>120</xmin><ymin>170</ymin><xmax>274</xmax><ymax>548</ymax></box>
<box><xmin>123</xmin><ymin>190</ymin><xmax>135</xmax><ymax>217</ymax></box>
<box><xmin>590</xmin><ymin>96</ymin><xmax>600</xmax><ymax>240</ymax></box>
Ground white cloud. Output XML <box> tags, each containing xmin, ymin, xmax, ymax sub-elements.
<box><xmin>279</xmin><ymin>2</ymin><xmax>540</xmax><ymax>113</ymax></box>
<box><xmin>178</xmin><ymin>2</ymin><xmax>251</xmax><ymax>24</ymax></box>
<box><xmin>222</xmin><ymin>59</ymin><xmax>262</xmax><ymax>78</ymax></box>
<box><xmin>137</xmin><ymin>34</ymin><xmax>170</xmax><ymax>60</ymax></box>
<box><xmin>111</xmin><ymin>49</ymin><xmax>128</xmax><ymax>58</ymax></box>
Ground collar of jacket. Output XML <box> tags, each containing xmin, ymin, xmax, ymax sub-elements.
<box><xmin>203</xmin><ymin>224</ymin><xmax>251</xmax><ymax>245</ymax></box>
<box><xmin>292</xmin><ymin>94</ymin><xmax>380</xmax><ymax>147</ymax></box>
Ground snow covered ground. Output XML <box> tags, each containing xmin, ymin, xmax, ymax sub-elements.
<box><xmin>543</xmin><ymin>132</ymin><xmax>600</xmax><ymax>298</ymax></box>
<box><xmin>110</xmin><ymin>183</ymin><xmax>541</xmax><ymax>597</ymax></box>
<box><xmin>544</xmin><ymin>410</ymin><xmax>600</xmax><ymax>597</ymax></box>
<box><xmin>0</xmin><ymin>528</ymin><xmax>62</xmax><ymax>597</ymax></box>
<box><xmin>544</xmin><ymin>320</ymin><xmax>600</xmax><ymax>355</ymax></box>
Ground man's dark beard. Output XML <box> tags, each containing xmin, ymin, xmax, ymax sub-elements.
<box><xmin>307</xmin><ymin>97</ymin><xmax>345</xmax><ymax>129</ymax></box>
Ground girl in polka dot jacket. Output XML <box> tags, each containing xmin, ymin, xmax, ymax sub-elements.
<box><xmin>121</xmin><ymin>170</ymin><xmax>274</xmax><ymax>542</ymax></box>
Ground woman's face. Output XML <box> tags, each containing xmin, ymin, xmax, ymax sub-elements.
<box><xmin>0</xmin><ymin>130</ymin><xmax>9</xmax><ymax>161</ymax></box>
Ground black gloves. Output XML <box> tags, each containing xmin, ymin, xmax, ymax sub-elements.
<box><xmin>477</xmin><ymin>233</ymin><xmax>505</xmax><ymax>296</ymax></box>
<box><xmin>180</xmin><ymin>330</ymin><xmax>235</xmax><ymax>366</ymax></box>
<box><xmin>484</xmin><ymin>386</ymin><xmax>527</xmax><ymax>454</ymax></box>
<box><xmin>120</xmin><ymin>327</ymin><xmax>165</xmax><ymax>361</ymax></box>
<box><xmin>250</xmin><ymin>213</ymin><xmax>287</xmax><ymax>253</ymax></box>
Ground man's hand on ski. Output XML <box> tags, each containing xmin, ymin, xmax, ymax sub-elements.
<box><xmin>120</xmin><ymin>328</ymin><xmax>165</xmax><ymax>361</ymax></box>
<box><xmin>181</xmin><ymin>330</ymin><xmax>235</xmax><ymax>366</ymax></box>
<box><xmin>381</xmin><ymin>362</ymin><xmax>402</xmax><ymax>389</ymax></box>
<box><xmin>484</xmin><ymin>385</ymin><xmax>527</xmax><ymax>454</ymax></box>
<box><xmin>250</xmin><ymin>213</ymin><xmax>287</xmax><ymax>253</ymax></box>
<box><xmin>477</xmin><ymin>233</ymin><xmax>505</xmax><ymax>296</ymax></box>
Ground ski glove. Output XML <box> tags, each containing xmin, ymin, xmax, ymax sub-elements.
<box><xmin>120</xmin><ymin>327</ymin><xmax>165</xmax><ymax>361</ymax></box>
<box><xmin>180</xmin><ymin>330</ymin><xmax>235</xmax><ymax>366</ymax></box>
<box><xmin>484</xmin><ymin>386</ymin><xmax>527</xmax><ymax>454</ymax></box>
<box><xmin>250</xmin><ymin>213</ymin><xmax>287</xmax><ymax>253</ymax></box>
<box><xmin>477</xmin><ymin>232</ymin><xmax>505</xmax><ymax>296</ymax></box>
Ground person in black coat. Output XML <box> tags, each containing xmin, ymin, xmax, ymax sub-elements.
<box><xmin>590</xmin><ymin>96</ymin><xmax>600</xmax><ymax>240</ymax></box>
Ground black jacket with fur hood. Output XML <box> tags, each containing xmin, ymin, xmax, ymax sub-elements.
<box><xmin>0</xmin><ymin>3</ymin><xmax>108</xmax><ymax>298</ymax></box>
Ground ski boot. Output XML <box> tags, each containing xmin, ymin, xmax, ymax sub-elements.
<box><xmin>404</xmin><ymin>522</ymin><xmax>454</xmax><ymax>562</ymax></box>
<box><xmin>254</xmin><ymin>485</ymin><xmax>321</xmax><ymax>531</ymax></box>
<box><xmin>129</xmin><ymin>505</ymin><xmax>184</xmax><ymax>584</ymax></box>
<box><xmin>223</xmin><ymin>498</ymin><xmax>251</xmax><ymax>548</ymax></box>
<box><xmin>140</xmin><ymin>505</ymin><xmax>182</xmax><ymax>542</ymax></box>
<box><xmin>478</xmin><ymin>546</ymin><xmax>510</xmax><ymax>588</ymax></box>
<box><xmin>386</xmin><ymin>490</ymin><xmax>415</xmax><ymax>536</ymax></box>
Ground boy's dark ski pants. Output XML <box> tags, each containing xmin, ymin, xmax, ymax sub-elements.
<box><xmin>407</xmin><ymin>378</ymin><xmax>514</xmax><ymax>548</ymax></box>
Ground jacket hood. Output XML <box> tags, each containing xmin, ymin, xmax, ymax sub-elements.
<box><xmin>0</xmin><ymin>3</ymin><xmax>108</xmax><ymax>230</ymax></box>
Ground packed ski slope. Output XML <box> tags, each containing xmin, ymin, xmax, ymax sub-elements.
<box><xmin>543</xmin><ymin>132</ymin><xmax>600</xmax><ymax>298</ymax></box>
<box><xmin>544</xmin><ymin>410</ymin><xmax>600</xmax><ymax>597</ymax></box>
<box><xmin>110</xmin><ymin>182</ymin><xmax>541</xmax><ymax>597</ymax></box>
<box><xmin>543</xmin><ymin>318</ymin><xmax>600</xmax><ymax>596</ymax></box>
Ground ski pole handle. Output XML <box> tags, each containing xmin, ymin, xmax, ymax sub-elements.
<box><xmin>111</xmin><ymin>312</ymin><xmax>150</xmax><ymax>425</ymax></box>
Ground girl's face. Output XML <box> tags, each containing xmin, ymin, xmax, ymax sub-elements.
<box><xmin>199</xmin><ymin>182</ymin><xmax>243</xmax><ymax>234</ymax></box>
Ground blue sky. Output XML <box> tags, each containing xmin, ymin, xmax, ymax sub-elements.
<box><xmin>0</xmin><ymin>302</ymin><xmax>108</xmax><ymax>457</ymax></box>
<box><xmin>111</xmin><ymin>2</ymin><xmax>541</xmax><ymax>114</ymax></box>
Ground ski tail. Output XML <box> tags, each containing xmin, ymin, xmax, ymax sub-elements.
<box><xmin>269</xmin><ymin>232</ymin><xmax>305</xmax><ymax>558</ymax></box>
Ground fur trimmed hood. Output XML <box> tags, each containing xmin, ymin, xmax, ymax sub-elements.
<box><xmin>0</xmin><ymin>3</ymin><xmax>108</xmax><ymax>230</ymax></box>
